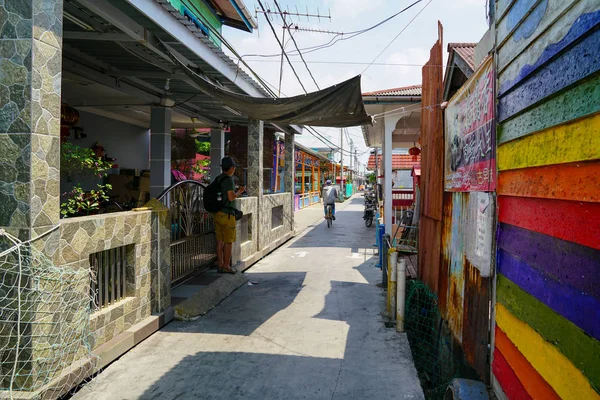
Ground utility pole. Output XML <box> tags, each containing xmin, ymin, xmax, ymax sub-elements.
<box><xmin>349</xmin><ymin>139</ymin><xmax>354</xmax><ymax>190</ymax></box>
<box><xmin>354</xmin><ymin>148</ymin><xmax>358</xmax><ymax>190</ymax></box>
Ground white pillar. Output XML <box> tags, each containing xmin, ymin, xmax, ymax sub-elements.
<box><xmin>384</xmin><ymin>122</ymin><xmax>393</xmax><ymax>234</ymax></box>
<box><xmin>210</xmin><ymin>128</ymin><xmax>225</xmax><ymax>181</ymax></box>
<box><xmin>150</xmin><ymin>107</ymin><xmax>172</xmax><ymax>198</ymax></box>
<box><xmin>396</xmin><ymin>258</ymin><xmax>406</xmax><ymax>332</ymax></box>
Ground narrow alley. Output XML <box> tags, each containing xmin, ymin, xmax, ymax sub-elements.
<box><xmin>71</xmin><ymin>197</ymin><xmax>424</xmax><ymax>400</ymax></box>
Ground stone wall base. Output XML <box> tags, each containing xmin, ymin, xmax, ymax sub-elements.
<box><xmin>0</xmin><ymin>310</ymin><xmax>174</xmax><ymax>400</ymax></box>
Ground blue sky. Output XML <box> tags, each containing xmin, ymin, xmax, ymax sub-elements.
<box><xmin>224</xmin><ymin>0</ymin><xmax>489</xmax><ymax>170</ymax></box>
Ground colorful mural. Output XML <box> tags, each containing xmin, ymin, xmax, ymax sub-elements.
<box><xmin>444</xmin><ymin>57</ymin><xmax>495</xmax><ymax>192</ymax></box>
<box><xmin>493</xmin><ymin>1</ymin><xmax>600</xmax><ymax>399</ymax></box>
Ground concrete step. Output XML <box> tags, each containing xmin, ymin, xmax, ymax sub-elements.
<box><xmin>173</xmin><ymin>271</ymin><xmax>248</xmax><ymax>320</ymax></box>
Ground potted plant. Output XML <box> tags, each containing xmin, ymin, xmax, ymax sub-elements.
<box><xmin>60</xmin><ymin>143</ymin><xmax>114</xmax><ymax>217</ymax></box>
<box><xmin>61</xmin><ymin>183</ymin><xmax>112</xmax><ymax>217</ymax></box>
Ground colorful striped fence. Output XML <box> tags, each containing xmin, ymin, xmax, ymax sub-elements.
<box><xmin>493</xmin><ymin>1</ymin><xmax>600</xmax><ymax>399</ymax></box>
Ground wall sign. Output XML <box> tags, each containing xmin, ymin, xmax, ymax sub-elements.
<box><xmin>445</xmin><ymin>57</ymin><xmax>496</xmax><ymax>192</ymax></box>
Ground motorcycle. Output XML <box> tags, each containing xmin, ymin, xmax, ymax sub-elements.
<box><xmin>363</xmin><ymin>191</ymin><xmax>376</xmax><ymax>227</ymax></box>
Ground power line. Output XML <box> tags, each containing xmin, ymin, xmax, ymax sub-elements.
<box><xmin>306</xmin><ymin>126</ymin><xmax>355</xmax><ymax>155</ymax></box>
<box><xmin>257</xmin><ymin>0</ymin><xmax>307</xmax><ymax>94</ymax></box>
<box><xmin>242</xmin><ymin>59</ymin><xmax>462</xmax><ymax>69</ymax></box>
<box><xmin>273</xmin><ymin>0</ymin><xmax>320</xmax><ymax>91</ymax></box>
<box><xmin>362</xmin><ymin>0</ymin><xmax>433</xmax><ymax>74</ymax></box>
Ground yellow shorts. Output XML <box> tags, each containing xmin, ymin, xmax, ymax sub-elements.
<box><xmin>213</xmin><ymin>211</ymin><xmax>237</xmax><ymax>243</ymax></box>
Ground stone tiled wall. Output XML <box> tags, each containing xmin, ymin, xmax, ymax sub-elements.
<box><xmin>284</xmin><ymin>134</ymin><xmax>295</xmax><ymax>229</ymax></box>
<box><xmin>0</xmin><ymin>0</ymin><xmax>65</xmax><ymax>390</ymax></box>
<box><xmin>246</xmin><ymin>119</ymin><xmax>263</xmax><ymax>198</ymax></box>
<box><xmin>230</xmin><ymin>194</ymin><xmax>292</xmax><ymax>265</ymax></box>
<box><xmin>0</xmin><ymin>0</ymin><xmax>63</xmax><ymax>241</ymax></box>
<box><xmin>57</xmin><ymin>210</ymin><xmax>170</xmax><ymax>350</ymax></box>
<box><xmin>259</xmin><ymin>193</ymin><xmax>293</xmax><ymax>252</ymax></box>
<box><xmin>232</xmin><ymin>196</ymin><xmax>258</xmax><ymax>264</ymax></box>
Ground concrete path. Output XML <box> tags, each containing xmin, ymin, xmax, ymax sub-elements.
<box><xmin>293</xmin><ymin>200</ymin><xmax>328</xmax><ymax>234</ymax></box>
<box><xmin>72</xmin><ymin>196</ymin><xmax>424</xmax><ymax>400</ymax></box>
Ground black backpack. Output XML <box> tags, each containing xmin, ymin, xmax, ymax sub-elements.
<box><xmin>203</xmin><ymin>175</ymin><xmax>228</xmax><ymax>213</ymax></box>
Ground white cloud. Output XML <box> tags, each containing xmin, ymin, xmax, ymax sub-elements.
<box><xmin>324</xmin><ymin>0</ymin><xmax>385</xmax><ymax>19</ymax></box>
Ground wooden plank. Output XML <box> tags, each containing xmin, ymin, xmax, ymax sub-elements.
<box><xmin>498</xmin><ymin>161</ymin><xmax>600</xmax><ymax>202</ymax></box>
<box><xmin>497</xmin><ymin>28</ymin><xmax>600</xmax><ymax>121</ymax></box>
<box><xmin>496</xmin><ymin>304</ymin><xmax>600</xmax><ymax>400</ymax></box>
<box><xmin>498</xmin><ymin>196</ymin><xmax>600</xmax><ymax>250</ymax></box>
<box><xmin>496</xmin><ymin>275</ymin><xmax>600</xmax><ymax>391</ymax></box>
<box><xmin>498</xmin><ymin>249</ymin><xmax>600</xmax><ymax>340</ymax></box>
<box><xmin>418</xmin><ymin>22</ymin><xmax>444</xmax><ymax>296</ymax></box>
<box><xmin>494</xmin><ymin>327</ymin><xmax>560</xmax><ymax>400</ymax></box>
<box><xmin>492</xmin><ymin>347</ymin><xmax>533</xmax><ymax>400</ymax></box>
<box><xmin>498</xmin><ymin>223</ymin><xmax>600</xmax><ymax>299</ymax></box>
<box><xmin>498</xmin><ymin>72</ymin><xmax>600</xmax><ymax>144</ymax></box>
<box><xmin>498</xmin><ymin>3</ymin><xmax>600</xmax><ymax>93</ymax></box>
<box><xmin>462</xmin><ymin>261</ymin><xmax>491</xmax><ymax>382</ymax></box>
<box><xmin>498</xmin><ymin>112</ymin><xmax>600</xmax><ymax>171</ymax></box>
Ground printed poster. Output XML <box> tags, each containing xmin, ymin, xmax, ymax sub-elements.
<box><xmin>445</xmin><ymin>57</ymin><xmax>496</xmax><ymax>192</ymax></box>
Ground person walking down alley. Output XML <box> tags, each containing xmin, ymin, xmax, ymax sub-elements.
<box><xmin>214</xmin><ymin>156</ymin><xmax>245</xmax><ymax>274</ymax></box>
<box><xmin>322</xmin><ymin>179</ymin><xmax>338</xmax><ymax>220</ymax></box>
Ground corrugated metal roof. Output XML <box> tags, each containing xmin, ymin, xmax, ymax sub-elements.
<box><xmin>362</xmin><ymin>85</ymin><xmax>422</xmax><ymax>97</ymax></box>
<box><xmin>448</xmin><ymin>43</ymin><xmax>476</xmax><ymax>71</ymax></box>
<box><xmin>367</xmin><ymin>154</ymin><xmax>421</xmax><ymax>170</ymax></box>
<box><xmin>156</xmin><ymin>0</ymin><xmax>270</xmax><ymax>97</ymax></box>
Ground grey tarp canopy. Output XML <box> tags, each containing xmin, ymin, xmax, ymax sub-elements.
<box><xmin>164</xmin><ymin>45</ymin><xmax>372</xmax><ymax>128</ymax></box>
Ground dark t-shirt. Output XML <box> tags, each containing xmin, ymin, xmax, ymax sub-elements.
<box><xmin>216</xmin><ymin>173</ymin><xmax>236</xmax><ymax>215</ymax></box>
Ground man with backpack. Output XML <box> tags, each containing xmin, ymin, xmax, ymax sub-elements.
<box><xmin>206</xmin><ymin>156</ymin><xmax>245</xmax><ymax>274</ymax></box>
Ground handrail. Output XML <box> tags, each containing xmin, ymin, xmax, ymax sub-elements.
<box><xmin>157</xmin><ymin>180</ymin><xmax>207</xmax><ymax>202</ymax></box>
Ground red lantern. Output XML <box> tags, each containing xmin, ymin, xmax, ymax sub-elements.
<box><xmin>408</xmin><ymin>146</ymin><xmax>421</xmax><ymax>161</ymax></box>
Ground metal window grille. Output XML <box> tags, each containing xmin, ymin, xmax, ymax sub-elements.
<box><xmin>90</xmin><ymin>246</ymin><xmax>129</xmax><ymax>310</ymax></box>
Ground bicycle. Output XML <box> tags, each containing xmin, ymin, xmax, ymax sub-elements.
<box><xmin>325</xmin><ymin>204</ymin><xmax>333</xmax><ymax>228</ymax></box>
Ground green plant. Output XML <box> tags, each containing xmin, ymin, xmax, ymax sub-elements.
<box><xmin>61</xmin><ymin>184</ymin><xmax>112</xmax><ymax>217</ymax></box>
<box><xmin>195</xmin><ymin>140</ymin><xmax>211</xmax><ymax>155</ymax></box>
<box><xmin>191</xmin><ymin>158</ymin><xmax>210</xmax><ymax>173</ymax></box>
<box><xmin>61</xmin><ymin>142</ymin><xmax>113</xmax><ymax>177</ymax></box>
<box><xmin>367</xmin><ymin>172</ymin><xmax>377</xmax><ymax>184</ymax></box>
<box><xmin>60</xmin><ymin>143</ymin><xmax>114</xmax><ymax>218</ymax></box>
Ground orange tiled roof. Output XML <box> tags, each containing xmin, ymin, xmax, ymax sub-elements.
<box><xmin>367</xmin><ymin>154</ymin><xmax>421</xmax><ymax>170</ymax></box>
<box><xmin>448</xmin><ymin>42</ymin><xmax>476</xmax><ymax>70</ymax></box>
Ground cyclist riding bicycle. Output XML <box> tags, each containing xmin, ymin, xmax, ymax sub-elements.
<box><xmin>322</xmin><ymin>179</ymin><xmax>338</xmax><ymax>220</ymax></box>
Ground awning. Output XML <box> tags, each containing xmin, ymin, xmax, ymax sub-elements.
<box><xmin>162</xmin><ymin>43</ymin><xmax>372</xmax><ymax>128</ymax></box>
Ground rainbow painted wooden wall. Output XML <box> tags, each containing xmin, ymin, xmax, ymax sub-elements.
<box><xmin>493</xmin><ymin>0</ymin><xmax>600</xmax><ymax>399</ymax></box>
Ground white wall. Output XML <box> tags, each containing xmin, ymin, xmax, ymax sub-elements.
<box><xmin>74</xmin><ymin>110</ymin><xmax>150</xmax><ymax>171</ymax></box>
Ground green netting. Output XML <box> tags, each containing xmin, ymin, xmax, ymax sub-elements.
<box><xmin>405</xmin><ymin>280</ymin><xmax>456</xmax><ymax>399</ymax></box>
<box><xmin>0</xmin><ymin>229</ymin><xmax>96</xmax><ymax>396</ymax></box>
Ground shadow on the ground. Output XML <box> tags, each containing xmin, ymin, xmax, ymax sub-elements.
<box><xmin>160</xmin><ymin>271</ymin><xmax>307</xmax><ymax>336</ymax></box>
<box><xmin>137</xmin><ymin>258</ymin><xmax>422</xmax><ymax>400</ymax></box>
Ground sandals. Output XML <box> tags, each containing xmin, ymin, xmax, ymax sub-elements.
<box><xmin>218</xmin><ymin>267</ymin><xmax>237</xmax><ymax>274</ymax></box>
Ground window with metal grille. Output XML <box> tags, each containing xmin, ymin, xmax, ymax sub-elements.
<box><xmin>90</xmin><ymin>245</ymin><xmax>132</xmax><ymax>310</ymax></box>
